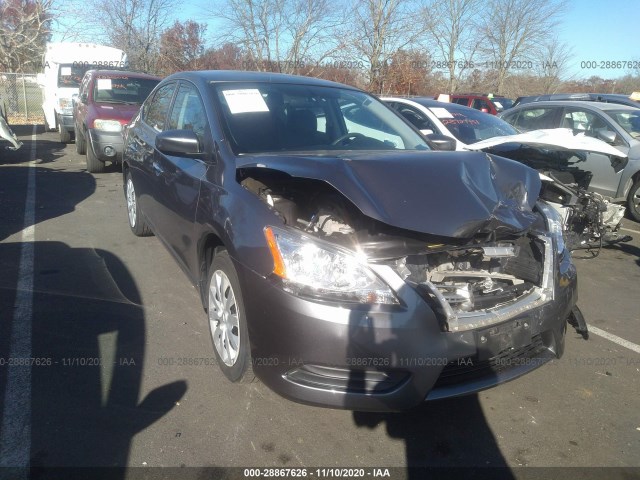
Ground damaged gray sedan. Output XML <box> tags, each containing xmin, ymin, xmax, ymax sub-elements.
<box><xmin>122</xmin><ymin>71</ymin><xmax>577</xmax><ymax>411</ymax></box>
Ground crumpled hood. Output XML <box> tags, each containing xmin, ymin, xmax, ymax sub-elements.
<box><xmin>467</xmin><ymin>128</ymin><xmax>627</xmax><ymax>158</ymax></box>
<box><xmin>236</xmin><ymin>150</ymin><xmax>541</xmax><ymax>238</ymax></box>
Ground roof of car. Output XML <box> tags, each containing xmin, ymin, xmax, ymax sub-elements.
<box><xmin>451</xmin><ymin>93</ymin><xmax>509</xmax><ymax>98</ymax></box>
<box><xmin>513</xmin><ymin>93</ymin><xmax>640</xmax><ymax>107</ymax></box>
<box><xmin>164</xmin><ymin>70</ymin><xmax>357</xmax><ymax>90</ymax></box>
<box><xmin>507</xmin><ymin>100</ymin><xmax>639</xmax><ymax>112</ymax></box>
<box><xmin>87</xmin><ymin>69</ymin><xmax>161</xmax><ymax>80</ymax></box>
<box><xmin>382</xmin><ymin>96</ymin><xmax>478</xmax><ymax>112</ymax></box>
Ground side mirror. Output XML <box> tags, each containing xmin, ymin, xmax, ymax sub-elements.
<box><xmin>155</xmin><ymin>129</ymin><xmax>202</xmax><ymax>155</ymax></box>
<box><xmin>596</xmin><ymin>129</ymin><xmax>617</xmax><ymax>144</ymax></box>
<box><xmin>425</xmin><ymin>133</ymin><xmax>457</xmax><ymax>151</ymax></box>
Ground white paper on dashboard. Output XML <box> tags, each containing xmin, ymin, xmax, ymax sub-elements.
<box><xmin>223</xmin><ymin>89</ymin><xmax>269</xmax><ymax>114</ymax></box>
<box><xmin>430</xmin><ymin>107</ymin><xmax>454</xmax><ymax>119</ymax></box>
<box><xmin>97</xmin><ymin>78</ymin><xmax>112</xmax><ymax>90</ymax></box>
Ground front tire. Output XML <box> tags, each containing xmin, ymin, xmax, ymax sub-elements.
<box><xmin>627</xmin><ymin>180</ymin><xmax>640</xmax><ymax>222</ymax></box>
<box><xmin>207</xmin><ymin>250</ymin><xmax>254</xmax><ymax>383</ymax></box>
<box><xmin>76</xmin><ymin>128</ymin><xmax>86</xmax><ymax>154</ymax></box>
<box><xmin>125</xmin><ymin>171</ymin><xmax>152</xmax><ymax>236</ymax></box>
<box><xmin>86</xmin><ymin>139</ymin><xmax>105</xmax><ymax>173</ymax></box>
<box><xmin>59</xmin><ymin>124</ymin><xmax>71</xmax><ymax>143</ymax></box>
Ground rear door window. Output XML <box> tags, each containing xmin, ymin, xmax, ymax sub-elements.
<box><xmin>395</xmin><ymin>104</ymin><xmax>437</xmax><ymax>132</ymax></box>
<box><xmin>471</xmin><ymin>99</ymin><xmax>491</xmax><ymax>112</ymax></box>
<box><xmin>452</xmin><ymin>97</ymin><xmax>470</xmax><ymax>106</ymax></box>
<box><xmin>509</xmin><ymin>107</ymin><xmax>559</xmax><ymax>131</ymax></box>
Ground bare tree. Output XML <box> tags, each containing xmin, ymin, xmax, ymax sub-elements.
<box><xmin>534</xmin><ymin>37</ymin><xmax>573</xmax><ymax>93</ymax></box>
<box><xmin>209</xmin><ymin>0</ymin><xmax>343</xmax><ymax>74</ymax></box>
<box><xmin>349</xmin><ymin>0</ymin><xmax>426</xmax><ymax>92</ymax></box>
<box><xmin>199</xmin><ymin>43</ymin><xmax>245</xmax><ymax>70</ymax></box>
<box><xmin>77</xmin><ymin>0</ymin><xmax>175</xmax><ymax>73</ymax></box>
<box><xmin>477</xmin><ymin>0</ymin><xmax>566</xmax><ymax>94</ymax></box>
<box><xmin>0</xmin><ymin>0</ymin><xmax>53</xmax><ymax>72</ymax></box>
<box><xmin>158</xmin><ymin>20</ymin><xmax>207</xmax><ymax>75</ymax></box>
<box><xmin>383</xmin><ymin>49</ymin><xmax>435</xmax><ymax>95</ymax></box>
<box><xmin>422</xmin><ymin>0</ymin><xmax>482</xmax><ymax>93</ymax></box>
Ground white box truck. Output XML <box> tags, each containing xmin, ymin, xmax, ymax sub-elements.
<box><xmin>38</xmin><ymin>43</ymin><xmax>127</xmax><ymax>142</ymax></box>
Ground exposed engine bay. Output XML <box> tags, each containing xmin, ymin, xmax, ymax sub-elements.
<box><xmin>475</xmin><ymin>139</ymin><xmax>633</xmax><ymax>257</ymax></box>
<box><xmin>538</xmin><ymin>171</ymin><xmax>630</xmax><ymax>254</ymax></box>
<box><xmin>239</xmin><ymin>166</ymin><xmax>553</xmax><ymax>332</ymax></box>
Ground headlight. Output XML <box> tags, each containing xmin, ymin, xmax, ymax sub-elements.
<box><xmin>264</xmin><ymin>226</ymin><xmax>399</xmax><ymax>305</ymax></box>
<box><xmin>58</xmin><ymin>98</ymin><xmax>73</xmax><ymax>115</ymax></box>
<box><xmin>93</xmin><ymin>119</ymin><xmax>122</xmax><ymax>132</ymax></box>
<box><xmin>537</xmin><ymin>201</ymin><xmax>566</xmax><ymax>254</ymax></box>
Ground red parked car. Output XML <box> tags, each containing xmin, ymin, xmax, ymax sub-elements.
<box><xmin>448</xmin><ymin>93</ymin><xmax>514</xmax><ymax>115</ymax></box>
<box><xmin>73</xmin><ymin>69</ymin><xmax>161</xmax><ymax>172</ymax></box>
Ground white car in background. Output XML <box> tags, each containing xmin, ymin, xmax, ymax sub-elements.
<box><xmin>383</xmin><ymin>95</ymin><xmax>632</xmax><ymax>262</ymax></box>
<box><xmin>382</xmin><ymin>96</ymin><xmax>518</xmax><ymax>149</ymax></box>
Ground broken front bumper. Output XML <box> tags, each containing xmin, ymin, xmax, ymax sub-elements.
<box><xmin>237</xmin><ymin>243</ymin><xmax>576</xmax><ymax>411</ymax></box>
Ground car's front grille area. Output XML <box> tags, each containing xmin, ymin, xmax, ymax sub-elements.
<box><xmin>284</xmin><ymin>364</ymin><xmax>410</xmax><ymax>394</ymax></box>
<box><xmin>432</xmin><ymin>334</ymin><xmax>548</xmax><ymax>388</ymax></box>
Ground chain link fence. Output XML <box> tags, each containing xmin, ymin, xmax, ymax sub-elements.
<box><xmin>0</xmin><ymin>73</ymin><xmax>44</xmax><ymax>125</ymax></box>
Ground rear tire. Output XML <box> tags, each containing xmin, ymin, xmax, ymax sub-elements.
<box><xmin>627</xmin><ymin>180</ymin><xmax>640</xmax><ymax>222</ymax></box>
<box><xmin>75</xmin><ymin>128</ymin><xmax>86</xmax><ymax>154</ymax></box>
<box><xmin>207</xmin><ymin>250</ymin><xmax>255</xmax><ymax>383</ymax></box>
<box><xmin>86</xmin><ymin>139</ymin><xmax>105</xmax><ymax>173</ymax></box>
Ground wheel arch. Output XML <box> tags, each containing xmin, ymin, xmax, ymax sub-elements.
<box><xmin>197</xmin><ymin>232</ymin><xmax>227</xmax><ymax>311</ymax></box>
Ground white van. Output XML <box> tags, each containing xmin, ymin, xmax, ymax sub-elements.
<box><xmin>38</xmin><ymin>43</ymin><xmax>127</xmax><ymax>142</ymax></box>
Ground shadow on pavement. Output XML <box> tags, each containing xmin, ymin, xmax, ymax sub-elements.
<box><xmin>0</xmin><ymin>166</ymin><xmax>96</xmax><ymax>242</ymax></box>
<box><xmin>0</xmin><ymin>241</ymin><xmax>186</xmax><ymax>475</ymax></box>
<box><xmin>605</xmin><ymin>242</ymin><xmax>640</xmax><ymax>266</ymax></box>
<box><xmin>346</xmin><ymin>285</ymin><xmax>514</xmax><ymax>479</ymax></box>
<box><xmin>1</xmin><ymin>125</ymin><xmax>67</xmax><ymax>165</ymax></box>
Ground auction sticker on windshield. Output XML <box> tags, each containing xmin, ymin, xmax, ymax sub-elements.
<box><xmin>430</xmin><ymin>107</ymin><xmax>454</xmax><ymax>119</ymax></box>
<box><xmin>97</xmin><ymin>78</ymin><xmax>112</xmax><ymax>90</ymax></box>
<box><xmin>223</xmin><ymin>89</ymin><xmax>269</xmax><ymax>114</ymax></box>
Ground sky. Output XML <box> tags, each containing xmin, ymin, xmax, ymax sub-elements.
<box><xmin>168</xmin><ymin>0</ymin><xmax>640</xmax><ymax>81</ymax></box>
<box><xmin>555</xmin><ymin>0</ymin><xmax>638</xmax><ymax>80</ymax></box>
<box><xmin>51</xmin><ymin>0</ymin><xmax>638</xmax><ymax>82</ymax></box>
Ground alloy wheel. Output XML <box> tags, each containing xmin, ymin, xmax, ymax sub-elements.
<box><xmin>208</xmin><ymin>270</ymin><xmax>240</xmax><ymax>366</ymax></box>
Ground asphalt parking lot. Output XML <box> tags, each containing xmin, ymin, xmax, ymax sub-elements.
<box><xmin>1</xmin><ymin>125</ymin><xmax>639</xmax><ymax>479</ymax></box>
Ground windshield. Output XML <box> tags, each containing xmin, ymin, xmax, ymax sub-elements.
<box><xmin>428</xmin><ymin>104</ymin><xmax>517</xmax><ymax>144</ymax></box>
<box><xmin>93</xmin><ymin>76</ymin><xmax>160</xmax><ymax>104</ymax></box>
<box><xmin>212</xmin><ymin>82</ymin><xmax>429</xmax><ymax>154</ymax></box>
<box><xmin>57</xmin><ymin>64</ymin><xmax>91</xmax><ymax>88</ymax></box>
<box><xmin>607</xmin><ymin>110</ymin><xmax>640</xmax><ymax>139</ymax></box>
